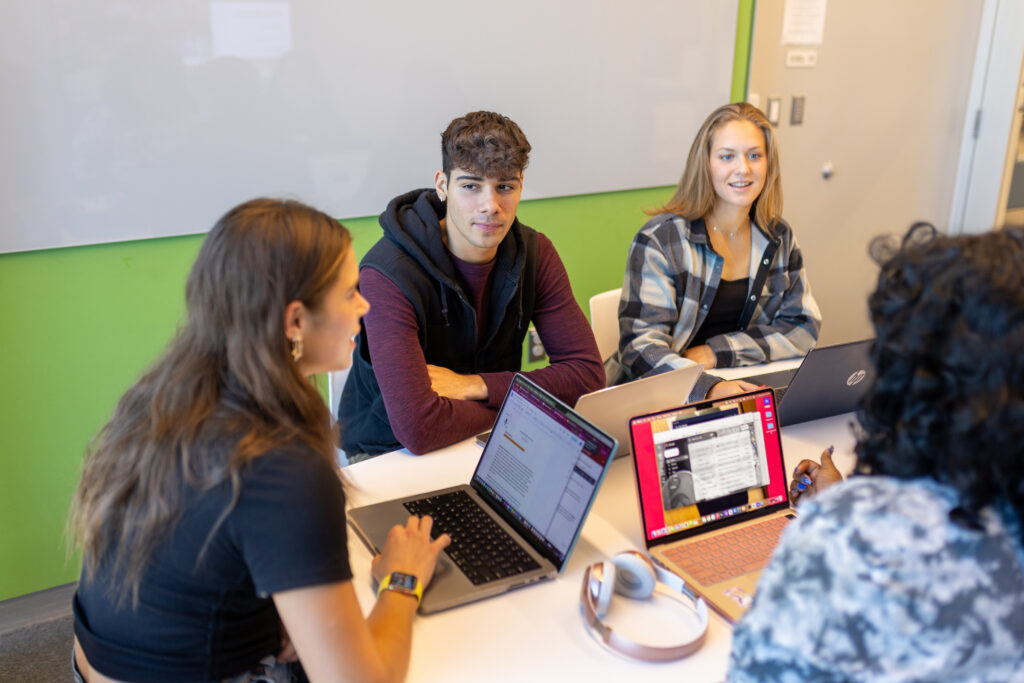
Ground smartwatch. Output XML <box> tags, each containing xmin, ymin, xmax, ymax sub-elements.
<box><xmin>377</xmin><ymin>572</ymin><xmax>423</xmax><ymax>606</ymax></box>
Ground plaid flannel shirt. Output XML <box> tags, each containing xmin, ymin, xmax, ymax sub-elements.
<box><xmin>617</xmin><ymin>213</ymin><xmax>821</xmax><ymax>401</ymax></box>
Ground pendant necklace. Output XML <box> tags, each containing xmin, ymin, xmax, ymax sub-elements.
<box><xmin>709</xmin><ymin>219</ymin><xmax>742</xmax><ymax>238</ymax></box>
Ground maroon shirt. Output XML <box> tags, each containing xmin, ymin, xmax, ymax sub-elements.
<box><xmin>359</xmin><ymin>234</ymin><xmax>603</xmax><ymax>454</ymax></box>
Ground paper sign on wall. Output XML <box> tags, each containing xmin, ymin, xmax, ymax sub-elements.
<box><xmin>781</xmin><ymin>0</ymin><xmax>827</xmax><ymax>46</ymax></box>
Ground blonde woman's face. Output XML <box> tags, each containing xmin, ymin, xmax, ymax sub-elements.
<box><xmin>708</xmin><ymin>120</ymin><xmax>767</xmax><ymax>212</ymax></box>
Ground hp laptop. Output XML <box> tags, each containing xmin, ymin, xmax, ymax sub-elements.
<box><xmin>629</xmin><ymin>388</ymin><xmax>794</xmax><ymax>623</ymax></box>
<box><xmin>348</xmin><ymin>374</ymin><xmax>617</xmax><ymax>614</ymax></box>
<box><xmin>574</xmin><ymin>364</ymin><xmax>704</xmax><ymax>458</ymax></box>
<box><xmin>739</xmin><ymin>339</ymin><xmax>874</xmax><ymax>425</ymax></box>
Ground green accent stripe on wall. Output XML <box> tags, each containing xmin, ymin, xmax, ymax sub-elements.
<box><xmin>732</xmin><ymin>0</ymin><xmax>756</xmax><ymax>102</ymax></box>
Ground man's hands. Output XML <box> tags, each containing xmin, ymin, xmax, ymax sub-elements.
<box><xmin>426</xmin><ymin>365</ymin><xmax>488</xmax><ymax>401</ymax></box>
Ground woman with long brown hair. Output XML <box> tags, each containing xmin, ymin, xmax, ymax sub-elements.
<box><xmin>70</xmin><ymin>199</ymin><xmax>448</xmax><ymax>682</ymax></box>
<box><xmin>616</xmin><ymin>102</ymin><xmax>821</xmax><ymax>401</ymax></box>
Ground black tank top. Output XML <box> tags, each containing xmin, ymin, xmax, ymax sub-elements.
<box><xmin>689</xmin><ymin>277</ymin><xmax>749</xmax><ymax>347</ymax></box>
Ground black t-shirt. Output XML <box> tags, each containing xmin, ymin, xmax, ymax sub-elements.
<box><xmin>73</xmin><ymin>442</ymin><xmax>352</xmax><ymax>682</ymax></box>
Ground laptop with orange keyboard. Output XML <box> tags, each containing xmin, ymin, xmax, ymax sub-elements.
<box><xmin>628</xmin><ymin>388</ymin><xmax>795</xmax><ymax>623</ymax></box>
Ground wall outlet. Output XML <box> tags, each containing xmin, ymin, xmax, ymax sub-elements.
<box><xmin>527</xmin><ymin>328</ymin><xmax>547</xmax><ymax>363</ymax></box>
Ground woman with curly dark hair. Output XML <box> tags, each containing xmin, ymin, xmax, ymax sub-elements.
<box><xmin>727</xmin><ymin>224</ymin><xmax>1024</xmax><ymax>681</ymax></box>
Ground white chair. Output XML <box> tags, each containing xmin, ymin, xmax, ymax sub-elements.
<box><xmin>588</xmin><ymin>288</ymin><xmax>622</xmax><ymax>364</ymax></box>
<box><xmin>327</xmin><ymin>368</ymin><xmax>350</xmax><ymax>421</ymax></box>
<box><xmin>327</xmin><ymin>368</ymin><xmax>351</xmax><ymax>466</ymax></box>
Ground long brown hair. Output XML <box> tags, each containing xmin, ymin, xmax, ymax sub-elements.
<box><xmin>71</xmin><ymin>198</ymin><xmax>351</xmax><ymax>606</ymax></box>
<box><xmin>652</xmin><ymin>102</ymin><xmax>783</xmax><ymax>231</ymax></box>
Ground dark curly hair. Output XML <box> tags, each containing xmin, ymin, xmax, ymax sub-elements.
<box><xmin>855</xmin><ymin>223</ymin><xmax>1024</xmax><ymax>532</ymax></box>
<box><xmin>441</xmin><ymin>111</ymin><xmax>531</xmax><ymax>178</ymax></box>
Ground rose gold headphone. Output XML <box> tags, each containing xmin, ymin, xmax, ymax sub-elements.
<box><xmin>580</xmin><ymin>550</ymin><xmax>708</xmax><ymax>661</ymax></box>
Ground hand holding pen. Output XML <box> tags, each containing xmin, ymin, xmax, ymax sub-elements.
<box><xmin>789</xmin><ymin>445</ymin><xmax>844</xmax><ymax>503</ymax></box>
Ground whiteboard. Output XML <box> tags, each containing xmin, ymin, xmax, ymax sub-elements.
<box><xmin>0</xmin><ymin>1</ymin><xmax>735</xmax><ymax>253</ymax></box>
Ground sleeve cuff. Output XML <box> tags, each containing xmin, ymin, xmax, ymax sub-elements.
<box><xmin>691</xmin><ymin>373</ymin><xmax>722</xmax><ymax>402</ymax></box>
<box><xmin>479</xmin><ymin>372</ymin><xmax>513</xmax><ymax>409</ymax></box>
<box><xmin>705</xmin><ymin>336</ymin><xmax>734</xmax><ymax>368</ymax></box>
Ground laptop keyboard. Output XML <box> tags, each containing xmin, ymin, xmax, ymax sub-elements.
<box><xmin>663</xmin><ymin>515</ymin><xmax>791</xmax><ymax>586</ymax></box>
<box><xmin>404</xmin><ymin>490</ymin><xmax>540</xmax><ymax>585</ymax></box>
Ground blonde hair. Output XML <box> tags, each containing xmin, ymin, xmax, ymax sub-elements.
<box><xmin>653</xmin><ymin>102</ymin><xmax>783</xmax><ymax>231</ymax></box>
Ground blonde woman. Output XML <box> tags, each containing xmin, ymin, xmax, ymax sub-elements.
<box><xmin>617</xmin><ymin>103</ymin><xmax>821</xmax><ymax>401</ymax></box>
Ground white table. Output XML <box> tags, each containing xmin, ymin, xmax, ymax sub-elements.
<box><xmin>706</xmin><ymin>357</ymin><xmax>802</xmax><ymax>383</ymax></box>
<box><xmin>343</xmin><ymin>363</ymin><xmax>858</xmax><ymax>682</ymax></box>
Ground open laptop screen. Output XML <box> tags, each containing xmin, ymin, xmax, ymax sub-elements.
<box><xmin>471</xmin><ymin>375</ymin><xmax>616</xmax><ymax>569</ymax></box>
<box><xmin>629</xmin><ymin>389</ymin><xmax>789</xmax><ymax>544</ymax></box>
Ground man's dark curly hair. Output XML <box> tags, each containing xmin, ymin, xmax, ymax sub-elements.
<box><xmin>441</xmin><ymin>111</ymin><xmax>531</xmax><ymax>178</ymax></box>
<box><xmin>855</xmin><ymin>222</ymin><xmax>1024</xmax><ymax>532</ymax></box>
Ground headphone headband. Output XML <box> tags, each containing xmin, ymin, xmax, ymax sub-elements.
<box><xmin>580</xmin><ymin>552</ymin><xmax>708</xmax><ymax>662</ymax></box>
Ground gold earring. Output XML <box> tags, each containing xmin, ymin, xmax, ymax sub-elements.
<box><xmin>290</xmin><ymin>336</ymin><xmax>303</xmax><ymax>362</ymax></box>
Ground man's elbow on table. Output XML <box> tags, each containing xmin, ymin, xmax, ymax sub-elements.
<box><xmin>389</xmin><ymin>416</ymin><xmax>463</xmax><ymax>456</ymax></box>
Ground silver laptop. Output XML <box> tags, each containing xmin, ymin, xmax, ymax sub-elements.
<box><xmin>574</xmin><ymin>364</ymin><xmax>704</xmax><ymax>458</ymax></box>
<box><xmin>348</xmin><ymin>374</ymin><xmax>617</xmax><ymax>614</ymax></box>
<box><xmin>739</xmin><ymin>339</ymin><xmax>874</xmax><ymax>425</ymax></box>
<box><xmin>629</xmin><ymin>388</ymin><xmax>794</xmax><ymax>623</ymax></box>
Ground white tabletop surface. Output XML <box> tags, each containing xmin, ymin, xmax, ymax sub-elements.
<box><xmin>706</xmin><ymin>357</ymin><xmax>802</xmax><ymax>382</ymax></box>
<box><xmin>342</xmin><ymin>362</ymin><xmax>859</xmax><ymax>682</ymax></box>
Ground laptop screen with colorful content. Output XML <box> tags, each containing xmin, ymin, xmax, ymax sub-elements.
<box><xmin>628</xmin><ymin>389</ymin><xmax>790</xmax><ymax>545</ymax></box>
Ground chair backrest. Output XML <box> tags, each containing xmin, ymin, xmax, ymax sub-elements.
<box><xmin>327</xmin><ymin>368</ymin><xmax>350</xmax><ymax>418</ymax></box>
<box><xmin>589</xmin><ymin>288</ymin><xmax>622</xmax><ymax>363</ymax></box>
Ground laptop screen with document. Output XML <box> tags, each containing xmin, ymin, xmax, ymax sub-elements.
<box><xmin>471</xmin><ymin>375</ymin><xmax>616</xmax><ymax>568</ymax></box>
<box><xmin>629</xmin><ymin>389</ymin><xmax>789</xmax><ymax>544</ymax></box>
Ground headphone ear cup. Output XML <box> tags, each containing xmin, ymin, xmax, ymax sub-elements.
<box><xmin>612</xmin><ymin>552</ymin><xmax>657</xmax><ymax>599</ymax></box>
<box><xmin>594</xmin><ymin>561</ymin><xmax>615</xmax><ymax>619</ymax></box>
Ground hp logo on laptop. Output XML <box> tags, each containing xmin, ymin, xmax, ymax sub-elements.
<box><xmin>846</xmin><ymin>370</ymin><xmax>867</xmax><ymax>386</ymax></box>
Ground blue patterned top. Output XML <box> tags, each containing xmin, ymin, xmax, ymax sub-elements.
<box><xmin>728</xmin><ymin>476</ymin><xmax>1024</xmax><ymax>682</ymax></box>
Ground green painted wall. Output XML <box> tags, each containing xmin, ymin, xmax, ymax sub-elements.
<box><xmin>0</xmin><ymin>2</ymin><xmax>754</xmax><ymax>600</ymax></box>
<box><xmin>731</xmin><ymin>0</ymin><xmax>755</xmax><ymax>103</ymax></box>
<box><xmin>0</xmin><ymin>188</ymin><xmax>667</xmax><ymax>599</ymax></box>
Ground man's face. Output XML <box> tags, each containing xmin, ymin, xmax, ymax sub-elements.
<box><xmin>434</xmin><ymin>167</ymin><xmax>523</xmax><ymax>264</ymax></box>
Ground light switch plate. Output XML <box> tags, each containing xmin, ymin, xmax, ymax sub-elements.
<box><xmin>790</xmin><ymin>96</ymin><xmax>806</xmax><ymax>125</ymax></box>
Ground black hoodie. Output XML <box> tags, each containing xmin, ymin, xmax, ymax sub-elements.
<box><xmin>337</xmin><ymin>188</ymin><xmax>539</xmax><ymax>456</ymax></box>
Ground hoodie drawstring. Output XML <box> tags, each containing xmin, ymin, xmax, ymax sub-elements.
<box><xmin>516</xmin><ymin>277</ymin><xmax>524</xmax><ymax>330</ymax></box>
<box><xmin>439</xmin><ymin>281</ymin><xmax>451</xmax><ymax>327</ymax></box>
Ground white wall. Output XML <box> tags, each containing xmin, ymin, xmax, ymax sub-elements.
<box><xmin>749</xmin><ymin>0</ymin><xmax>985</xmax><ymax>344</ymax></box>
<box><xmin>951</xmin><ymin>0</ymin><xmax>1024</xmax><ymax>233</ymax></box>
<box><xmin>0</xmin><ymin>0</ymin><xmax>736</xmax><ymax>253</ymax></box>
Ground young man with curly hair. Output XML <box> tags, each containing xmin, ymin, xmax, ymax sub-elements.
<box><xmin>338</xmin><ymin>111</ymin><xmax>603</xmax><ymax>458</ymax></box>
